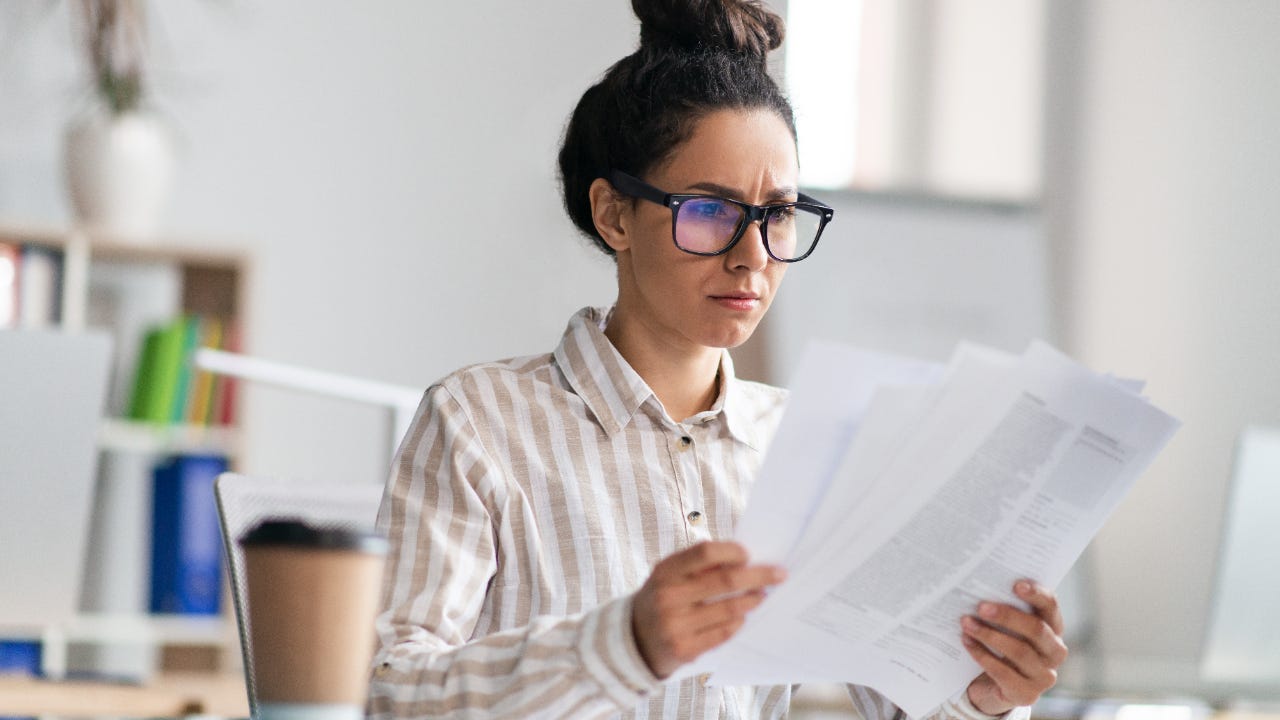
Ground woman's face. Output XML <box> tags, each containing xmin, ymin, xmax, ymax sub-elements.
<box><xmin>610</xmin><ymin>107</ymin><xmax>799</xmax><ymax>352</ymax></box>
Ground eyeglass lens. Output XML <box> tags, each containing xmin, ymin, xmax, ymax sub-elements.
<box><xmin>674</xmin><ymin>198</ymin><xmax>822</xmax><ymax>260</ymax></box>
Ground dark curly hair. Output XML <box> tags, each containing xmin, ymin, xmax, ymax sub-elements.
<box><xmin>557</xmin><ymin>0</ymin><xmax>797</xmax><ymax>257</ymax></box>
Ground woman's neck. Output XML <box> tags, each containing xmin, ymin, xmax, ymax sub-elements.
<box><xmin>604</xmin><ymin>306</ymin><xmax>722</xmax><ymax>424</ymax></box>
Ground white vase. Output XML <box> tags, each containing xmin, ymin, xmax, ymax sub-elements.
<box><xmin>64</xmin><ymin>109</ymin><xmax>175</xmax><ymax>242</ymax></box>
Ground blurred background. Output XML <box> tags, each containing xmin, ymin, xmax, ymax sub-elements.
<box><xmin>1</xmin><ymin>0</ymin><xmax>1278</xmax><ymax>715</ymax></box>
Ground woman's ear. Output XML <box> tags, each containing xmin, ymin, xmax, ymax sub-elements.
<box><xmin>589</xmin><ymin>178</ymin><xmax>631</xmax><ymax>254</ymax></box>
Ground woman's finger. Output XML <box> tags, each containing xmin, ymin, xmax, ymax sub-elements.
<box><xmin>691</xmin><ymin>563</ymin><xmax>786</xmax><ymax>603</ymax></box>
<box><xmin>1015</xmin><ymin>580</ymin><xmax>1065</xmax><ymax>636</ymax></box>
<box><xmin>659</xmin><ymin>582</ymin><xmax>769</xmax><ymax>642</ymax></box>
<box><xmin>655</xmin><ymin>541</ymin><xmax>750</xmax><ymax>580</ymax></box>
<box><xmin>650</xmin><ymin>594</ymin><xmax>763</xmax><ymax>668</ymax></box>
<box><xmin>687</xmin><ymin>615</ymin><xmax>748</xmax><ymax>657</ymax></box>
<box><xmin>975</xmin><ymin>601</ymin><xmax>1069</xmax><ymax>664</ymax></box>
<box><xmin>687</xmin><ymin>587</ymin><xmax>767</xmax><ymax>632</ymax></box>
<box><xmin>962</xmin><ymin>616</ymin><xmax>1039</xmax><ymax>677</ymax></box>
<box><xmin>963</xmin><ymin>635</ymin><xmax>1045</xmax><ymax>707</ymax></box>
<box><xmin>656</xmin><ymin>560</ymin><xmax>785</xmax><ymax>609</ymax></box>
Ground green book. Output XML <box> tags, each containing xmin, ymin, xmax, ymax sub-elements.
<box><xmin>145</xmin><ymin>318</ymin><xmax>187</xmax><ymax>424</ymax></box>
<box><xmin>170</xmin><ymin>316</ymin><xmax>201</xmax><ymax>424</ymax></box>
<box><xmin>128</xmin><ymin>328</ymin><xmax>163</xmax><ymax>421</ymax></box>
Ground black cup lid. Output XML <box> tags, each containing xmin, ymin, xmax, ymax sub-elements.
<box><xmin>239</xmin><ymin>518</ymin><xmax>387</xmax><ymax>554</ymax></box>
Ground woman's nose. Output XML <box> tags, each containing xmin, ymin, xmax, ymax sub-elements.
<box><xmin>726</xmin><ymin>219</ymin><xmax>770</xmax><ymax>271</ymax></box>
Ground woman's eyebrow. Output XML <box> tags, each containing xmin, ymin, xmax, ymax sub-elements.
<box><xmin>686</xmin><ymin>181</ymin><xmax>799</xmax><ymax>202</ymax></box>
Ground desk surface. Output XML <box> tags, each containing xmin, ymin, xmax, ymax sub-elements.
<box><xmin>0</xmin><ymin>671</ymin><xmax>249</xmax><ymax>717</ymax></box>
<box><xmin>5</xmin><ymin>675</ymin><xmax>1280</xmax><ymax>720</ymax></box>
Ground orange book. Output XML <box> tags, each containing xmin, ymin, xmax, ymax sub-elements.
<box><xmin>188</xmin><ymin>317</ymin><xmax>223</xmax><ymax>425</ymax></box>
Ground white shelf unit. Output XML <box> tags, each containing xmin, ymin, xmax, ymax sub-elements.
<box><xmin>0</xmin><ymin>613</ymin><xmax>236</xmax><ymax>647</ymax></box>
<box><xmin>98</xmin><ymin>417</ymin><xmax>243</xmax><ymax>459</ymax></box>
<box><xmin>1</xmin><ymin>222</ymin><xmax>250</xmax><ymax>679</ymax></box>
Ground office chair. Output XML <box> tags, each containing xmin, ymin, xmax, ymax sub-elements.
<box><xmin>213</xmin><ymin>473</ymin><xmax>385</xmax><ymax>717</ymax></box>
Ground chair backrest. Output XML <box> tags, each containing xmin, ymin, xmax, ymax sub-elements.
<box><xmin>213</xmin><ymin>472</ymin><xmax>385</xmax><ymax>716</ymax></box>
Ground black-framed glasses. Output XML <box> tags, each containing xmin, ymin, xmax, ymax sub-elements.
<box><xmin>608</xmin><ymin>169</ymin><xmax>834</xmax><ymax>263</ymax></box>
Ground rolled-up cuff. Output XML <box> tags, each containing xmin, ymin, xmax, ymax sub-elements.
<box><xmin>943</xmin><ymin>687</ymin><xmax>1031</xmax><ymax>720</ymax></box>
<box><xmin>577</xmin><ymin>593</ymin><xmax>663</xmax><ymax>708</ymax></box>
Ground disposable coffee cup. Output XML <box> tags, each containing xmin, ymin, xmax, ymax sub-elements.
<box><xmin>240</xmin><ymin>519</ymin><xmax>388</xmax><ymax>720</ymax></box>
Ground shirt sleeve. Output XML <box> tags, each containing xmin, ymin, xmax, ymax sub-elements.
<box><xmin>846</xmin><ymin>684</ymin><xmax>1032</xmax><ymax>720</ymax></box>
<box><xmin>366</xmin><ymin>384</ymin><xmax>662</xmax><ymax>719</ymax></box>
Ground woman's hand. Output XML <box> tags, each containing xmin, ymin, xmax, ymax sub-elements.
<box><xmin>962</xmin><ymin>580</ymin><xmax>1069</xmax><ymax>716</ymax></box>
<box><xmin>631</xmin><ymin>541</ymin><xmax>786</xmax><ymax>679</ymax></box>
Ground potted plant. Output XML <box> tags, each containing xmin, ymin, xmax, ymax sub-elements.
<box><xmin>64</xmin><ymin>0</ymin><xmax>174</xmax><ymax>240</ymax></box>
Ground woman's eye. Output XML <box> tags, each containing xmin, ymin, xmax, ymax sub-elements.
<box><xmin>692</xmin><ymin>201</ymin><xmax>729</xmax><ymax>218</ymax></box>
<box><xmin>769</xmin><ymin>207</ymin><xmax>797</xmax><ymax>222</ymax></box>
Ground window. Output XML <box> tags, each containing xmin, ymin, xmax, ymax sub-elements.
<box><xmin>785</xmin><ymin>0</ymin><xmax>1045</xmax><ymax>199</ymax></box>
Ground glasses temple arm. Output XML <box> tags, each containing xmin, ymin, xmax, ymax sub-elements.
<box><xmin>607</xmin><ymin>170</ymin><xmax>671</xmax><ymax>206</ymax></box>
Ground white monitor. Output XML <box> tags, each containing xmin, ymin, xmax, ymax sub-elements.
<box><xmin>0</xmin><ymin>329</ymin><xmax>112</xmax><ymax>632</ymax></box>
<box><xmin>1200</xmin><ymin>426</ymin><xmax>1280</xmax><ymax>695</ymax></box>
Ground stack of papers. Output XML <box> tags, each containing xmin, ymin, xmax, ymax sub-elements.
<box><xmin>688</xmin><ymin>340</ymin><xmax>1181</xmax><ymax>717</ymax></box>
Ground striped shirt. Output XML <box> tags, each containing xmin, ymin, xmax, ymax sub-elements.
<box><xmin>369</xmin><ymin>306</ymin><xmax>1024</xmax><ymax>720</ymax></box>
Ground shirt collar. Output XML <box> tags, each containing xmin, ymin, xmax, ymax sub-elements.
<box><xmin>552</xmin><ymin>306</ymin><xmax>653</xmax><ymax>438</ymax></box>
<box><xmin>710</xmin><ymin>351</ymin><xmax>762</xmax><ymax>451</ymax></box>
<box><xmin>552</xmin><ymin>306</ymin><xmax>758</xmax><ymax>448</ymax></box>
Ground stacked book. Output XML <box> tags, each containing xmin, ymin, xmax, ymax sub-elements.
<box><xmin>0</xmin><ymin>241</ymin><xmax>63</xmax><ymax>328</ymax></box>
<box><xmin>127</xmin><ymin>315</ymin><xmax>239</xmax><ymax>426</ymax></box>
<box><xmin>126</xmin><ymin>316</ymin><xmax>239</xmax><ymax>615</ymax></box>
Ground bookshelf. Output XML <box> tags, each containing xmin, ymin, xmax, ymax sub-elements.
<box><xmin>0</xmin><ymin>222</ymin><xmax>249</xmax><ymax>682</ymax></box>
<box><xmin>0</xmin><ymin>612</ymin><xmax>235</xmax><ymax>647</ymax></box>
<box><xmin>2</xmin><ymin>221</ymin><xmax>247</xmax><ymax>446</ymax></box>
<box><xmin>98</xmin><ymin>417</ymin><xmax>242</xmax><ymax>458</ymax></box>
<box><xmin>1</xmin><ymin>220</ymin><xmax>248</xmax><ymax>455</ymax></box>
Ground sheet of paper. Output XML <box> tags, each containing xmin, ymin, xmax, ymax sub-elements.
<box><xmin>734</xmin><ymin>342</ymin><xmax>943</xmax><ymax>566</ymax></box>
<box><xmin>790</xmin><ymin>345</ymin><xmax>1016</xmax><ymax>570</ymax></box>
<box><xmin>711</xmin><ymin>347</ymin><xmax>1027</xmax><ymax>688</ymax></box>
<box><xmin>699</xmin><ymin>340</ymin><xmax>1180</xmax><ymax>719</ymax></box>
<box><xmin>680</xmin><ymin>344</ymin><xmax>943</xmax><ymax>683</ymax></box>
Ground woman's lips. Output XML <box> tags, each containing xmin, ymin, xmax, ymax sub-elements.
<box><xmin>710</xmin><ymin>295</ymin><xmax>760</xmax><ymax>311</ymax></box>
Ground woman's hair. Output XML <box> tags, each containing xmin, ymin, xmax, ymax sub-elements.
<box><xmin>558</xmin><ymin>0</ymin><xmax>796</xmax><ymax>256</ymax></box>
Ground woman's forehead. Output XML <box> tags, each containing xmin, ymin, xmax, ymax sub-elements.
<box><xmin>655</xmin><ymin>108</ymin><xmax>798</xmax><ymax>195</ymax></box>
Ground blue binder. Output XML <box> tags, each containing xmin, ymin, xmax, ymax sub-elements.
<box><xmin>149</xmin><ymin>454</ymin><xmax>228</xmax><ymax>614</ymax></box>
<box><xmin>0</xmin><ymin>640</ymin><xmax>41</xmax><ymax>676</ymax></box>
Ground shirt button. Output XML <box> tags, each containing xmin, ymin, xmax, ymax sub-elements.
<box><xmin>698</xmin><ymin>673</ymin><xmax>711</xmax><ymax>686</ymax></box>
<box><xmin>687</xmin><ymin>510</ymin><xmax>703</xmax><ymax>524</ymax></box>
<box><xmin>679</xmin><ymin>435</ymin><xmax>692</xmax><ymax>449</ymax></box>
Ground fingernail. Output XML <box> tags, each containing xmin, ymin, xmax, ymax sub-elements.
<box><xmin>963</xmin><ymin>616</ymin><xmax>979</xmax><ymax>631</ymax></box>
<box><xmin>772</xmin><ymin>568</ymin><xmax>788</xmax><ymax>582</ymax></box>
<box><xmin>1016</xmin><ymin>581</ymin><xmax>1033</xmax><ymax>595</ymax></box>
<box><xmin>979</xmin><ymin>602</ymin><xmax>997</xmax><ymax>618</ymax></box>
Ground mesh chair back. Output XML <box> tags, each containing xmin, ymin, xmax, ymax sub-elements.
<box><xmin>213</xmin><ymin>472</ymin><xmax>385</xmax><ymax>716</ymax></box>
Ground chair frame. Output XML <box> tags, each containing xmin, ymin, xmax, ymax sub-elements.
<box><xmin>214</xmin><ymin>472</ymin><xmax>385</xmax><ymax>716</ymax></box>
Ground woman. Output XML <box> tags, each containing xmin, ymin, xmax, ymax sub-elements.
<box><xmin>368</xmin><ymin>1</ymin><xmax>1067</xmax><ymax>718</ymax></box>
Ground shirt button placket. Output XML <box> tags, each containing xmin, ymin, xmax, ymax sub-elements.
<box><xmin>676</xmin><ymin>430</ymin><xmax>707</xmax><ymax>537</ymax></box>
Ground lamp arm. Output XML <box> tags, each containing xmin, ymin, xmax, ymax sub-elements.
<box><xmin>192</xmin><ymin>348</ymin><xmax>423</xmax><ymax>460</ymax></box>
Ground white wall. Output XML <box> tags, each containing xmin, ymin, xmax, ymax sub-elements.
<box><xmin>1047</xmin><ymin>0</ymin><xmax>1280</xmax><ymax>693</ymax></box>
<box><xmin>764</xmin><ymin>193</ymin><xmax>1048</xmax><ymax>370</ymax></box>
<box><xmin>0</xmin><ymin>1</ymin><xmax>630</xmax><ymax>484</ymax></box>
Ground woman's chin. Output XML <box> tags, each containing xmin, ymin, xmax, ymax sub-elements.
<box><xmin>698</xmin><ymin>318</ymin><xmax>761</xmax><ymax>350</ymax></box>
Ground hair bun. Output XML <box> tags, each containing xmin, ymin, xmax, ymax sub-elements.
<box><xmin>632</xmin><ymin>0</ymin><xmax>785</xmax><ymax>58</ymax></box>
